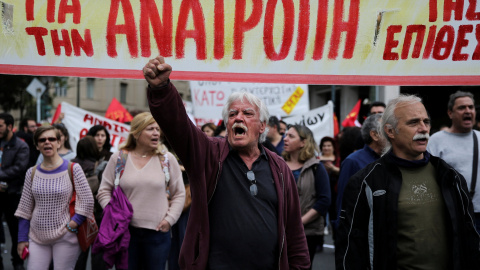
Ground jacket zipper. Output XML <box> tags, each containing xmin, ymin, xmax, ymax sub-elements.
<box><xmin>278</xmin><ymin>172</ymin><xmax>285</xmax><ymax>269</ymax></box>
<box><xmin>207</xmin><ymin>161</ymin><xmax>221</xmax><ymax>204</ymax></box>
<box><xmin>453</xmin><ymin>171</ymin><xmax>480</xmax><ymax>237</ymax></box>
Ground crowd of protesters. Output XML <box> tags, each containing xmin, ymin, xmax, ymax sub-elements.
<box><xmin>0</xmin><ymin>57</ymin><xmax>479</xmax><ymax>270</ymax></box>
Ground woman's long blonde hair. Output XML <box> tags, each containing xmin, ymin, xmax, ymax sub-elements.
<box><xmin>119</xmin><ymin>112</ymin><xmax>168</xmax><ymax>157</ymax></box>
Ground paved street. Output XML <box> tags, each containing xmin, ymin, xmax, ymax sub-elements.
<box><xmin>1</xmin><ymin>221</ymin><xmax>335</xmax><ymax>270</ymax></box>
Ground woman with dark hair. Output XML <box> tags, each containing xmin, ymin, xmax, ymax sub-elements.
<box><xmin>16</xmin><ymin>126</ymin><xmax>94</xmax><ymax>270</ymax></box>
<box><xmin>36</xmin><ymin>124</ymin><xmax>76</xmax><ymax>165</ymax></box>
<box><xmin>87</xmin><ymin>125</ymin><xmax>112</xmax><ymax>161</ymax></box>
<box><xmin>319</xmin><ymin>136</ymin><xmax>340</xmax><ymax>176</ymax></box>
<box><xmin>200</xmin><ymin>123</ymin><xmax>216</xmax><ymax>137</ymax></box>
<box><xmin>319</xmin><ymin>136</ymin><xmax>341</xmax><ymax>243</ymax></box>
<box><xmin>283</xmin><ymin>125</ymin><xmax>330</xmax><ymax>269</ymax></box>
<box><xmin>72</xmin><ymin>136</ymin><xmax>108</xmax><ymax>270</ymax></box>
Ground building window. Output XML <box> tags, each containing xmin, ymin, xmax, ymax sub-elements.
<box><xmin>120</xmin><ymin>83</ymin><xmax>127</xmax><ymax>103</ymax></box>
<box><xmin>55</xmin><ymin>83</ymin><xmax>67</xmax><ymax>97</ymax></box>
<box><xmin>87</xmin><ymin>78</ymin><xmax>95</xmax><ymax>99</ymax></box>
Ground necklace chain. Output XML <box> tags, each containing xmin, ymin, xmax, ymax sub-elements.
<box><xmin>135</xmin><ymin>151</ymin><xmax>149</xmax><ymax>158</ymax></box>
<box><xmin>42</xmin><ymin>159</ymin><xmax>63</xmax><ymax>168</ymax></box>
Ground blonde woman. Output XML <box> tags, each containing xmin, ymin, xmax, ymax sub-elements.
<box><xmin>97</xmin><ymin>112</ymin><xmax>185</xmax><ymax>270</ymax></box>
<box><xmin>15</xmin><ymin>125</ymin><xmax>94</xmax><ymax>270</ymax></box>
<box><xmin>283</xmin><ymin>125</ymin><xmax>331</xmax><ymax>269</ymax></box>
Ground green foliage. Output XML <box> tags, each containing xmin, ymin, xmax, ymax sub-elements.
<box><xmin>0</xmin><ymin>75</ymin><xmax>67</xmax><ymax>122</ymax></box>
<box><xmin>0</xmin><ymin>74</ymin><xmax>31</xmax><ymax>112</ymax></box>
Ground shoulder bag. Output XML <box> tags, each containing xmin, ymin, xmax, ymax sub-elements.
<box><xmin>68</xmin><ymin>162</ymin><xmax>99</xmax><ymax>252</ymax></box>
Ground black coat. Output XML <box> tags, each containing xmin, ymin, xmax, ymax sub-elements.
<box><xmin>0</xmin><ymin>134</ymin><xmax>30</xmax><ymax>193</ymax></box>
<box><xmin>336</xmin><ymin>152</ymin><xmax>480</xmax><ymax>270</ymax></box>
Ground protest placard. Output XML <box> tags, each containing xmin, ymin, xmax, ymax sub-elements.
<box><xmin>60</xmin><ymin>102</ymin><xmax>130</xmax><ymax>153</ymax></box>
<box><xmin>189</xmin><ymin>81</ymin><xmax>309</xmax><ymax>126</ymax></box>
<box><xmin>1</xmin><ymin>0</ymin><xmax>478</xmax><ymax>85</ymax></box>
<box><xmin>283</xmin><ymin>101</ymin><xmax>334</xmax><ymax>146</ymax></box>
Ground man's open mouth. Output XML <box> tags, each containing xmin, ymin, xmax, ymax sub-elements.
<box><xmin>232</xmin><ymin>123</ymin><xmax>248</xmax><ymax>137</ymax></box>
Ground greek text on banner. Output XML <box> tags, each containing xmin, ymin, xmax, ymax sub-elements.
<box><xmin>1</xmin><ymin>0</ymin><xmax>479</xmax><ymax>85</ymax></box>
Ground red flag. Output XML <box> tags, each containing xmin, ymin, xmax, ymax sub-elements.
<box><xmin>342</xmin><ymin>99</ymin><xmax>362</xmax><ymax>127</ymax></box>
<box><xmin>51</xmin><ymin>103</ymin><xmax>62</xmax><ymax>124</ymax></box>
<box><xmin>105</xmin><ymin>98</ymin><xmax>133</xmax><ymax>123</ymax></box>
<box><xmin>333</xmin><ymin>112</ymin><xmax>340</xmax><ymax>137</ymax></box>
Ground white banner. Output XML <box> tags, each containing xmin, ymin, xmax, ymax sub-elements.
<box><xmin>189</xmin><ymin>81</ymin><xmax>309</xmax><ymax>126</ymax></box>
<box><xmin>282</xmin><ymin>101</ymin><xmax>334</xmax><ymax>146</ymax></box>
<box><xmin>60</xmin><ymin>102</ymin><xmax>130</xmax><ymax>154</ymax></box>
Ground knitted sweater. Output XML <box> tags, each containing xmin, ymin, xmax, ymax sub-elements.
<box><xmin>97</xmin><ymin>151</ymin><xmax>185</xmax><ymax>230</ymax></box>
<box><xmin>15</xmin><ymin>160</ymin><xmax>94</xmax><ymax>244</ymax></box>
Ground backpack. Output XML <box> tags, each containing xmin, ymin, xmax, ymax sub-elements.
<box><xmin>85</xmin><ymin>161</ymin><xmax>100</xmax><ymax>194</ymax></box>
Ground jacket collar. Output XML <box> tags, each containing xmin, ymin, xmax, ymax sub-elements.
<box><xmin>365</xmin><ymin>144</ymin><xmax>381</xmax><ymax>159</ymax></box>
<box><xmin>302</xmin><ymin>157</ymin><xmax>320</xmax><ymax>171</ymax></box>
<box><xmin>386</xmin><ymin>150</ymin><xmax>431</xmax><ymax>168</ymax></box>
<box><xmin>0</xmin><ymin>133</ymin><xmax>18</xmax><ymax>148</ymax></box>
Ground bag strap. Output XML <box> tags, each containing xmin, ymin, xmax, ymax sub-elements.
<box><xmin>471</xmin><ymin>131</ymin><xmax>478</xmax><ymax>197</ymax></box>
<box><xmin>68</xmin><ymin>161</ymin><xmax>75</xmax><ymax>192</ymax></box>
<box><xmin>114</xmin><ymin>150</ymin><xmax>128</xmax><ymax>188</ymax></box>
<box><xmin>30</xmin><ymin>165</ymin><xmax>37</xmax><ymax>182</ymax></box>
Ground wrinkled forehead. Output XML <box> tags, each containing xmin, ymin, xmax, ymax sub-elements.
<box><xmin>395</xmin><ymin>101</ymin><xmax>428</xmax><ymax>120</ymax></box>
<box><xmin>228</xmin><ymin>99</ymin><xmax>259</xmax><ymax>112</ymax></box>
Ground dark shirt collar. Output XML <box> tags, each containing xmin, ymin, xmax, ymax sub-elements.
<box><xmin>0</xmin><ymin>133</ymin><xmax>16</xmax><ymax>146</ymax></box>
<box><xmin>228</xmin><ymin>143</ymin><xmax>269</xmax><ymax>161</ymax></box>
<box><xmin>387</xmin><ymin>150</ymin><xmax>430</xmax><ymax>168</ymax></box>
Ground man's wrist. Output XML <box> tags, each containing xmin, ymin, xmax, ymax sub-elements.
<box><xmin>150</xmin><ymin>79</ymin><xmax>170</xmax><ymax>89</ymax></box>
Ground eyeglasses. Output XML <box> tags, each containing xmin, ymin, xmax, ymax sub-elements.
<box><xmin>37</xmin><ymin>137</ymin><xmax>58</xmax><ymax>143</ymax></box>
<box><xmin>246</xmin><ymin>171</ymin><xmax>258</xmax><ymax>196</ymax></box>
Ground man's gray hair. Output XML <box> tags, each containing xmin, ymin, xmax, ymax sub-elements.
<box><xmin>222</xmin><ymin>91</ymin><xmax>270</xmax><ymax>143</ymax></box>
<box><xmin>361</xmin><ymin>114</ymin><xmax>382</xmax><ymax>145</ymax></box>
<box><xmin>447</xmin><ymin>91</ymin><xmax>474</xmax><ymax>111</ymax></box>
<box><xmin>381</xmin><ymin>94</ymin><xmax>422</xmax><ymax>143</ymax></box>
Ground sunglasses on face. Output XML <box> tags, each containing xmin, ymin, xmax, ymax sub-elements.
<box><xmin>38</xmin><ymin>137</ymin><xmax>58</xmax><ymax>143</ymax></box>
